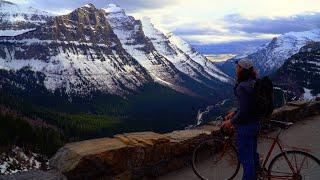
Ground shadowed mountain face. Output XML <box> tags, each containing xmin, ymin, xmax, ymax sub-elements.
<box><xmin>0</xmin><ymin>2</ymin><xmax>234</xmax><ymax>140</ymax></box>
<box><xmin>273</xmin><ymin>42</ymin><xmax>320</xmax><ymax>100</ymax></box>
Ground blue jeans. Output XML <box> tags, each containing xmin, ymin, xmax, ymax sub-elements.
<box><xmin>236</xmin><ymin>122</ymin><xmax>261</xmax><ymax>180</ymax></box>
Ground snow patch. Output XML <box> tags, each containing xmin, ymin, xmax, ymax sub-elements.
<box><xmin>0</xmin><ymin>28</ymin><xmax>35</xmax><ymax>37</ymax></box>
<box><xmin>0</xmin><ymin>146</ymin><xmax>48</xmax><ymax>175</ymax></box>
<box><xmin>104</xmin><ymin>4</ymin><xmax>123</xmax><ymax>14</ymax></box>
<box><xmin>302</xmin><ymin>87</ymin><xmax>315</xmax><ymax>101</ymax></box>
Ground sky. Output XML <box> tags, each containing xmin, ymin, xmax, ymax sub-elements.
<box><xmin>11</xmin><ymin>0</ymin><xmax>320</xmax><ymax>46</ymax></box>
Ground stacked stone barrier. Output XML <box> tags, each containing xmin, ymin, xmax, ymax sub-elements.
<box><xmin>48</xmin><ymin>100</ymin><xmax>320</xmax><ymax>179</ymax></box>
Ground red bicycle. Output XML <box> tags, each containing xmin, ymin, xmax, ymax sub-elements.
<box><xmin>192</xmin><ymin>120</ymin><xmax>320</xmax><ymax>179</ymax></box>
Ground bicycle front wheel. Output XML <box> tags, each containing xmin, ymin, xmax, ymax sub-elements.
<box><xmin>192</xmin><ymin>138</ymin><xmax>240</xmax><ymax>180</ymax></box>
<box><xmin>268</xmin><ymin>150</ymin><xmax>320</xmax><ymax>180</ymax></box>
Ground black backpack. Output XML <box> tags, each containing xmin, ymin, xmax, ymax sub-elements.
<box><xmin>253</xmin><ymin>76</ymin><xmax>274</xmax><ymax>119</ymax></box>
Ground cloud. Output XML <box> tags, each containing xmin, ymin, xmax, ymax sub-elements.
<box><xmin>13</xmin><ymin>0</ymin><xmax>320</xmax><ymax>45</ymax></box>
<box><xmin>170</xmin><ymin>11</ymin><xmax>320</xmax><ymax>44</ymax></box>
<box><xmin>224</xmin><ymin>13</ymin><xmax>320</xmax><ymax>34</ymax></box>
<box><xmin>26</xmin><ymin>0</ymin><xmax>175</xmax><ymax>14</ymax></box>
<box><xmin>170</xmin><ymin>21</ymin><xmax>278</xmax><ymax>44</ymax></box>
<box><xmin>171</xmin><ymin>23</ymin><xmax>226</xmax><ymax>36</ymax></box>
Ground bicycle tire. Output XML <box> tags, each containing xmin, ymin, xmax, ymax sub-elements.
<box><xmin>268</xmin><ymin>150</ymin><xmax>320</xmax><ymax>180</ymax></box>
<box><xmin>192</xmin><ymin>138</ymin><xmax>240</xmax><ymax>180</ymax></box>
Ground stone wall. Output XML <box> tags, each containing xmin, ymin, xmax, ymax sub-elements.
<box><xmin>49</xmin><ymin>100</ymin><xmax>320</xmax><ymax>179</ymax></box>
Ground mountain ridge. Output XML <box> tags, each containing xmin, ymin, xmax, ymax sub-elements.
<box><xmin>0</xmin><ymin>2</ymin><xmax>231</xmax><ymax>98</ymax></box>
<box><xmin>219</xmin><ymin>28</ymin><xmax>320</xmax><ymax>77</ymax></box>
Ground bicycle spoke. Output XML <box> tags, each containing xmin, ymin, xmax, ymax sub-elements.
<box><xmin>293</xmin><ymin>152</ymin><xmax>298</xmax><ymax>172</ymax></box>
<box><xmin>268</xmin><ymin>151</ymin><xmax>320</xmax><ymax>180</ymax></box>
<box><xmin>298</xmin><ymin>155</ymin><xmax>308</xmax><ymax>173</ymax></box>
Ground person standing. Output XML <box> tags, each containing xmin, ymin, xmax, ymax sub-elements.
<box><xmin>222</xmin><ymin>58</ymin><xmax>261</xmax><ymax>180</ymax></box>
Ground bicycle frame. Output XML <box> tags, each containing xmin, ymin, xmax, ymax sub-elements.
<box><xmin>259</xmin><ymin>129</ymin><xmax>304</xmax><ymax>179</ymax></box>
<box><xmin>260</xmin><ymin>129</ymin><xmax>287</xmax><ymax>169</ymax></box>
<box><xmin>223</xmin><ymin>128</ymin><xmax>310</xmax><ymax>179</ymax></box>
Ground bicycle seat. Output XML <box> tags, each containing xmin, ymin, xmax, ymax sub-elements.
<box><xmin>270</xmin><ymin>120</ymin><xmax>294</xmax><ymax>129</ymax></box>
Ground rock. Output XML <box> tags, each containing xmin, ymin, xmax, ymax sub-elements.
<box><xmin>49</xmin><ymin>128</ymin><xmax>218</xmax><ymax>179</ymax></box>
<box><xmin>271</xmin><ymin>105</ymin><xmax>301</xmax><ymax>122</ymax></box>
<box><xmin>115</xmin><ymin>132</ymin><xmax>170</xmax><ymax>147</ymax></box>
<box><xmin>307</xmin><ymin>100</ymin><xmax>320</xmax><ymax>116</ymax></box>
<box><xmin>196</xmin><ymin>124</ymin><xmax>220</xmax><ymax>132</ymax></box>
<box><xmin>166</xmin><ymin>129</ymin><xmax>212</xmax><ymax>156</ymax></box>
<box><xmin>115</xmin><ymin>132</ymin><xmax>171</xmax><ymax>167</ymax></box>
<box><xmin>50</xmin><ymin>137</ymin><xmax>129</xmax><ymax>179</ymax></box>
<box><xmin>286</xmin><ymin>101</ymin><xmax>308</xmax><ymax>107</ymax></box>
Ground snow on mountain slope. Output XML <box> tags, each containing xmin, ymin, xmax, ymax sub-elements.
<box><xmin>0</xmin><ymin>4</ymin><xmax>151</xmax><ymax>96</ymax></box>
<box><xmin>104</xmin><ymin>4</ymin><xmax>215</xmax><ymax>95</ymax></box>
<box><xmin>0</xmin><ymin>28</ymin><xmax>36</xmax><ymax>36</ymax></box>
<box><xmin>229</xmin><ymin>29</ymin><xmax>320</xmax><ymax>76</ymax></box>
<box><xmin>140</xmin><ymin>18</ymin><xmax>231</xmax><ymax>84</ymax></box>
<box><xmin>0</xmin><ymin>0</ymin><xmax>53</xmax><ymax>37</ymax></box>
<box><xmin>0</xmin><ymin>0</ymin><xmax>52</xmax><ymax>24</ymax></box>
<box><xmin>166</xmin><ymin>32</ymin><xmax>230</xmax><ymax>82</ymax></box>
<box><xmin>256</xmin><ymin>29</ymin><xmax>320</xmax><ymax>74</ymax></box>
<box><xmin>105</xmin><ymin>5</ymin><xmax>179</xmax><ymax>85</ymax></box>
<box><xmin>0</xmin><ymin>3</ymin><xmax>231</xmax><ymax>98</ymax></box>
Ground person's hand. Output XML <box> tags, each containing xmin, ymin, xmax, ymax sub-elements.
<box><xmin>221</xmin><ymin>119</ymin><xmax>234</xmax><ymax>130</ymax></box>
<box><xmin>224</xmin><ymin>111</ymin><xmax>236</xmax><ymax>121</ymax></box>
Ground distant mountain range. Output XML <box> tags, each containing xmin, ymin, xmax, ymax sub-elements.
<box><xmin>0</xmin><ymin>1</ymin><xmax>234</xmax><ymax>141</ymax></box>
<box><xmin>219</xmin><ymin>29</ymin><xmax>320</xmax><ymax>77</ymax></box>
<box><xmin>0</xmin><ymin>2</ymin><xmax>231</xmax><ymax>98</ymax></box>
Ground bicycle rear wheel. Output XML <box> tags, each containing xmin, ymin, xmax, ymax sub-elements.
<box><xmin>268</xmin><ymin>150</ymin><xmax>320</xmax><ymax>180</ymax></box>
<box><xmin>192</xmin><ymin>138</ymin><xmax>240</xmax><ymax>180</ymax></box>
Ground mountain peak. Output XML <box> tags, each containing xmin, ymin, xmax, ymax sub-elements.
<box><xmin>81</xmin><ymin>3</ymin><xmax>96</xmax><ymax>9</ymax></box>
<box><xmin>104</xmin><ymin>4</ymin><xmax>124</xmax><ymax>14</ymax></box>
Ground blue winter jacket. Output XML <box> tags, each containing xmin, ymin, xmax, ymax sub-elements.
<box><xmin>231</xmin><ymin>78</ymin><xmax>259</xmax><ymax>125</ymax></box>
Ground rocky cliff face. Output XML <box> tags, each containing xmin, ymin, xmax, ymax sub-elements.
<box><xmin>0</xmin><ymin>2</ymin><xmax>231</xmax><ymax>98</ymax></box>
<box><xmin>273</xmin><ymin>42</ymin><xmax>320</xmax><ymax>100</ymax></box>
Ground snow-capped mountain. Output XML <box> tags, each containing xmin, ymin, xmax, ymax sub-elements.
<box><xmin>0</xmin><ymin>3</ymin><xmax>152</xmax><ymax>96</ymax></box>
<box><xmin>141</xmin><ymin>18</ymin><xmax>230</xmax><ymax>84</ymax></box>
<box><xmin>0</xmin><ymin>0</ymin><xmax>53</xmax><ymax>36</ymax></box>
<box><xmin>273</xmin><ymin>42</ymin><xmax>320</xmax><ymax>100</ymax></box>
<box><xmin>104</xmin><ymin>4</ymin><xmax>230</xmax><ymax>95</ymax></box>
<box><xmin>220</xmin><ymin>29</ymin><xmax>320</xmax><ymax>77</ymax></box>
<box><xmin>0</xmin><ymin>3</ymin><xmax>231</xmax><ymax>98</ymax></box>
